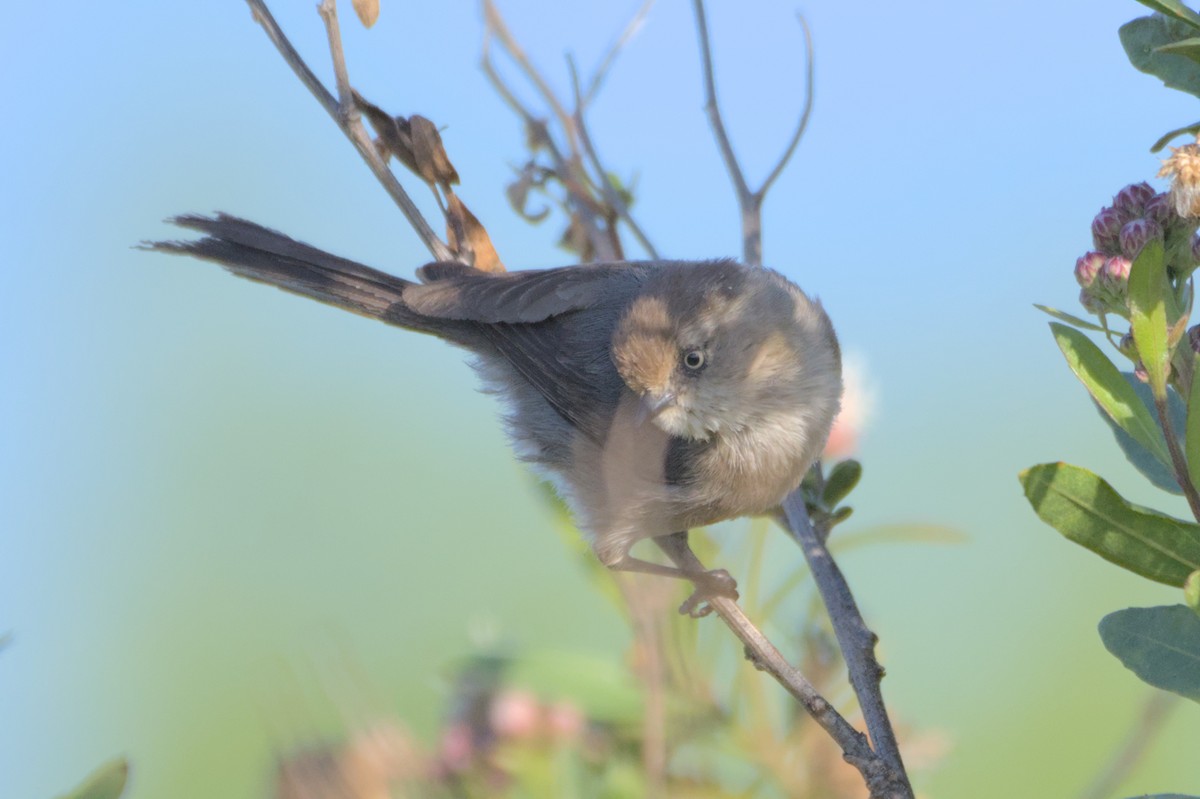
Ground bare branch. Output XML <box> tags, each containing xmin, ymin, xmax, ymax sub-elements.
<box><xmin>482</xmin><ymin>30</ymin><xmax>619</xmax><ymax>261</ymax></box>
<box><xmin>583</xmin><ymin>0</ymin><xmax>657</xmax><ymax>107</ymax></box>
<box><xmin>781</xmin><ymin>492</ymin><xmax>913</xmax><ymax>797</ymax></box>
<box><xmin>482</xmin><ymin>0</ymin><xmax>576</xmax><ymax>149</ymax></box>
<box><xmin>567</xmin><ymin>57</ymin><xmax>660</xmax><ymax>259</ymax></box>
<box><xmin>691</xmin><ymin>0</ymin><xmax>752</xmax><ymax>209</ymax></box>
<box><xmin>653</xmin><ymin>534</ymin><xmax>907</xmax><ymax>799</ymax></box>
<box><xmin>691</xmin><ymin>0</ymin><xmax>814</xmax><ymax>266</ymax></box>
<box><xmin>757</xmin><ymin>13</ymin><xmax>814</xmax><ymax>199</ymax></box>
<box><xmin>1077</xmin><ymin>690</ymin><xmax>1179</xmax><ymax>799</ymax></box>
<box><xmin>317</xmin><ymin>0</ymin><xmax>355</xmax><ymax>111</ymax></box>
<box><xmin>244</xmin><ymin>0</ymin><xmax>455</xmax><ymax>262</ymax></box>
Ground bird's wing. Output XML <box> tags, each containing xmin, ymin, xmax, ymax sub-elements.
<box><xmin>405</xmin><ymin>262</ymin><xmax>648</xmax><ymax>323</ymax></box>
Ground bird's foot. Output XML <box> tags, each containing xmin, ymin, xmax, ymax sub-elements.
<box><xmin>678</xmin><ymin>568</ymin><xmax>739</xmax><ymax>618</ymax></box>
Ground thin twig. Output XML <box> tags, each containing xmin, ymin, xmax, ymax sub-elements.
<box><xmin>243</xmin><ymin>0</ymin><xmax>454</xmax><ymax>262</ymax></box>
<box><xmin>782</xmin><ymin>493</ymin><xmax>912</xmax><ymax>797</ymax></box>
<box><xmin>757</xmin><ymin>13</ymin><xmax>814</xmax><ymax>199</ymax></box>
<box><xmin>481</xmin><ymin>31</ymin><xmax>619</xmax><ymax>261</ymax></box>
<box><xmin>653</xmin><ymin>534</ymin><xmax>907</xmax><ymax>799</ymax></box>
<box><xmin>1077</xmin><ymin>690</ymin><xmax>1179</xmax><ymax>799</ymax></box>
<box><xmin>482</xmin><ymin>0</ymin><xmax>576</xmax><ymax>149</ymax></box>
<box><xmin>691</xmin><ymin>0</ymin><xmax>814</xmax><ymax>266</ymax></box>
<box><xmin>567</xmin><ymin>57</ymin><xmax>660</xmax><ymax>259</ymax></box>
<box><xmin>691</xmin><ymin>0</ymin><xmax>751</xmax><ymax>209</ymax></box>
<box><xmin>1154</xmin><ymin>393</ymin><xmax>1200</xmax><ymax>521</ymax></box>
<box><xmin>583</xmin><ymin>0</ymin><xmax>657</xmax><ymax>107</ymax></box>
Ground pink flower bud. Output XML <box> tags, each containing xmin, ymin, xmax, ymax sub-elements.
<box><xmin>1144</xmin><ymin>192</ymin><xmax>1175</xmax><ymax>226</ymax></box>
<box><xmin>1102</xmin><ymin>255</ymin><xmax>1131</xmax><ymax>281</ymax></box>
<box><xmin>1113</xmin><ymin>182</ymin><xmax>1156</xmax><ymax>218</ymax></box>
<box><xmin>1092</xmin><ymin>207</ymin><xmax>1123</xmax><ymax>252</ymax></box>
<box><xmin>1119</xmin><ymin>218</ymin><xmax>1163</xmax><ymax>258</ymax></box>
<box><xmin>1074</xmin><ymin>251</ymin><xmax>1105</xmax><ymax>288</ymax></box>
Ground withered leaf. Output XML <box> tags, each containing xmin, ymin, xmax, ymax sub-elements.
<box><xmin>446</xmin><ymin>192</ymin><xmax>504</xmax><ymax>273</ymax></box>
<box><xmin>409</xmin><ymin>116</ymin><xmax>460</xmax><ymax>189</ymax></box>
<box><xmin>352</xmin><ymin>90</ymin><xmax>420</xmax><ymax>175</ymax></box>
<box><xmin>350</xmin><ymin>94</ymin><xmax>459</xmax><ymax>189</ymax></box>
<box><xmin>558</xmin><ymin>214</ymin><xmax>595</xmax><ymax>263</ymax></box>
<box><xmin>506</xmin><ymin>161</ymin><xmax>550</xmax><ymax>223</ymax></box>
<box><xmin>352</xmin><ymin>0</ymin><xmax>380</xmax><ymax>28</ymax></box>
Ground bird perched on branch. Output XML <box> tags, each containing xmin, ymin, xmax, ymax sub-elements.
<box><xmin>150</xmin><ymin>214</ymin><xmax>841</xmax><ymax>615</ymax></box>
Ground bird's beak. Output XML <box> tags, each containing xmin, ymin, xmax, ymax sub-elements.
<box><xmin>634</xmin><ymin>390</ymin><xmax>676</xmax><ymax>427</ymax></box>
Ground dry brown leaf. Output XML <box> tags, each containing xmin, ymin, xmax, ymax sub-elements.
<box><xmin>352</xmin><ymin>0</ymin><xmax>380</xmax><ymax>28</ymax></box>
<box><xmin>351</xmin><ymin>90</ymin><xmax>419</xmax><ymax>175</ymax></box>
<box><xmin>505</xmin><ymin>161</ymin><xmax>550</xmax><ymax>223</ymax></box>
<box><xmin>350</xmin><ymin>92</ymin><xmax>460</xmax><ymax>191</ymax></box>
<box><xmin>558</xmin><ymin>214</ymin><xmax>594</xmax><ymax>262</ymax></box>
<box><xmin>409</xmin><ymin>116</ymin><xmax>459</xmax><ymax>188</ymax></box>
<box><xmin>446</xmin><ymin>192</ymin><xmax>504</xmax><ymax>273</ymax></box>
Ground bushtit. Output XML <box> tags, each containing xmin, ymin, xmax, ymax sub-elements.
<box><xmin>151</xmin><ymin>214</ymin><xmax>841</xmax><ymax>614</ymax></box>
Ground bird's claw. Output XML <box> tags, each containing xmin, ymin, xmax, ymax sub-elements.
<box><xmin>678</xmin><ymin>568</ymin><xmax>739</xmax><ymax>618</ymax></box>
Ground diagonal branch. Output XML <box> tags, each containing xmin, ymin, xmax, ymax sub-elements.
<box><xmin>243</xmin><ymin>0</ymin><xmax>454</xmax><ymax>262</ymax></box>
<box><xmin>1077</xmin><ymin>690</ymin><xmax>1179</xmax><ymax>799</ymax></box>
<box><xmin>482</xmin><ymin>26</ymin><xmax>619</xmax><ymax>261</ymax></box>
<box><xmin>653</xmin><ymin>534</ymin><xmax>907</xmax><ymax>799</ymax></box>
<box><xmin>567</xmin><ymin>57</ymin><xmax>660</xmax><ymax>259</ymax></box>
<box><xmin>782</xmin><ymin>492</ymin><xmax>911</xmax><ymax>795</ymax></box>
<box><xmin>583</xmin><ymin>0</ymin><xmax>657</xmax><ymax>107</ymax></box>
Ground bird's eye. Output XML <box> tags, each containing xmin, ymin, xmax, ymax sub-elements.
<box><xmin>682</xmin><ymin>349</ymin><xmax>707</xmax><ymax>372</ymax></box>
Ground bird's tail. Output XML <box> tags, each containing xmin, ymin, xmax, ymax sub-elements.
<box><xmin>148</xmin><ymin>213</ymin><xmax>447</xmax><ymax>335</ymax></box>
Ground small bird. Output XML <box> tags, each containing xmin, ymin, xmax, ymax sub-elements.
<box><xmin>150</xmin><ymin>214</ymin><xmax>842</xmax><ymax>614</ymax></box>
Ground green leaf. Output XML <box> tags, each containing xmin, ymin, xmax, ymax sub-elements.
<box><xmin>1019</xmin><ymin>462</ymin><xmax>1200</xmax><ymax>585</ymax></box>
<box><xmin>1157</xmin><ymin>35</ymin><xmax>1200</xmax><ymax>64</ymax></box>
<box><xmin>1151</xmin><ymin>121</ymin><xmax>1200</xmax><ymax>152</ymax></box>
<box><xmin>1185</xmin><ymin>570</ymin><xmax>1200</xmax><ymax>615</ymax></box>
<box><xmin>822</xmin><ymin>459</ymin><xmax>862</xmax><ymax>508</ymax></box>
<box><xmin>1051</xmin><ymin>323</ymin><xmax>1170</xmax><ymax>464</ymax></box>
<box><xmin>1134</xmin><ymin>0</ymin><xmax>1200</xmax><ymax>29</ymax></box>
<box><xmin>1097</xmin><ymin>374</ymin><xmax>1184</xmax><ymax>494</ymax></box>
<box><xmin>57</xmin><ymin>759</ymin><xmax>128</xmax><ymax>799</ymax></box>
<box><xmin>1100</xmin><ymin>605</ymin><xmax>1200</xmax><ymax>702</ymax></box>
<box><xmin>1121</xmin><ymin>15</ymin><xmax>1200</xmax><ymax>99</ymax></box>
<box><xmin>1129</xmin><ymin>239</ymin><xmax>1171</xmax><ymax>399</ymax></box>
<box><xmin>1033</xmin><ymin>303</ymin><xmax>1106</xmax><ymax>332</ymax></box>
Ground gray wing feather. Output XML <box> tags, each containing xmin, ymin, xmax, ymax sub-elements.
<box><xmin>405</xmin><ymin>263</ymin><xmax>648</xmax><ymax>323</ymax></box>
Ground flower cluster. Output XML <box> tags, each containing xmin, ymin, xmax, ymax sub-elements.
<box><xmin>1076</xmin><ymin>183</ymin><xmax>1171</xmax><ymax>317</ymax></box>
<box><xmin>1076</xmin><ymin>164</ymin><xmax>1200</xmax><ymax>319</ymax></box>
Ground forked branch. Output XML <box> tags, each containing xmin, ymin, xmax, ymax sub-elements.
<box><xmin>691</xmin><ymin>0</ymin><xmax>813</xmax><ymax>266</ymax></box>
<box><xmin>243</xmin><ymin>0</ymin><xmax>454</xmax><ymax>262</ymax></box>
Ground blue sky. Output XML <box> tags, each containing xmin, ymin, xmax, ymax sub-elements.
<box><xmin>4</xmin><ymin>1</ymin><xmax>1200</xmax><ymax>797</ymax></box>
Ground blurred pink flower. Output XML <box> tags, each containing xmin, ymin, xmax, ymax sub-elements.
<box><xmin>823</xmin><ymin>355</ymin><xmax>874</xmax><ymax>461</ymax></box>
<box><xmin>437</xmin><ymin>723</ymin><xmax>475</xmax><ymax>773</ymax></box>
<box><xmin>488</xmin><ymin>689</ymin><xmax>542</xmax><ymax>740</ymax></box>
<box><xmin>544</xmin><ymin>700</ymin><xmax>585</xmax><ymax>741</ymax></box>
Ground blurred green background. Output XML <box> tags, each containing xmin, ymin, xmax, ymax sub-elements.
<box><xmin>4</xmin><ymin>0</ymin><xmax>1200</xmax><ymax>796</ymax></box>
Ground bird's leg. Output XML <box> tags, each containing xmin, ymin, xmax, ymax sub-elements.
<box><xmin>605</xmin><ymin>531</ymin><xmax>738</xmax><ymax>618</ymax></box>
